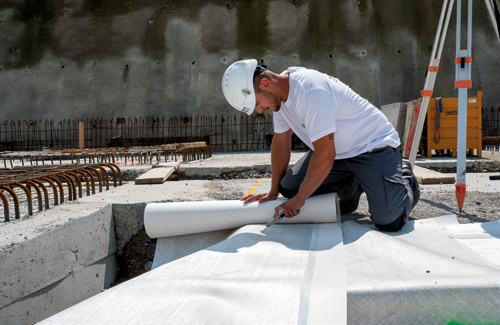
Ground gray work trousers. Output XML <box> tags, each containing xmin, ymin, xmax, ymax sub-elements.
<box><xmin>279</xmin><ymin>146</ymin><xmax>420</xmax><ymax>228</ymax></box>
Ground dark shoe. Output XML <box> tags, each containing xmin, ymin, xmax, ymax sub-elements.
<box><xmin>401</xmin><ymin>159</ymin><xmax>413</xmax><ymax>173</ymax></box>
<box><xmin>401</xmin><ymin>159</ymin><xmax>420</xmax><ymax>209</ymax></box>
<box><xmin>339</xmin><ymin>185</ymin><xmax>363</xmax><ymax>215</ymax></box>
<box><xmin>375</xmin><ymin>213</ymin><xmax>406</xmax><ymax>232</ymax></box>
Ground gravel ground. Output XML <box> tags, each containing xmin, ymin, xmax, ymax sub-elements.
<box><xmin>201</xmin><ymin>150</ymin><xmax>500</xmax><ymax>224</ymax></box>
<box><xmin>209</xmin><ymin>177</ymin><xmax>500</xmax><ymax>224</ymax></box>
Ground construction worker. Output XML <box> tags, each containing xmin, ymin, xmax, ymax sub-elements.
<box><xmin>222</xmin><ymin>59</ymin><xmax>420</xmax><ymax>231</ymax></box>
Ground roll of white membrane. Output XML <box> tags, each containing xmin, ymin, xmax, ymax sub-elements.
<box><xmin>144</xmin><ymin>192</ymin><xmax>339</xmax><ymax>238</ymax></box>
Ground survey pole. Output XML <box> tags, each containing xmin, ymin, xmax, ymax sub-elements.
<box><xmin>455</xmin><ymin>0</ymin><xmax>473</xmax><ymax>214</ymax></box>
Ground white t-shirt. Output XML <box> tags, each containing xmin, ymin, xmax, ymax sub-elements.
<box><xmin>273</xmin><ymin>67</ymin><xmax>400</xmax><ymax>159</ymax></box>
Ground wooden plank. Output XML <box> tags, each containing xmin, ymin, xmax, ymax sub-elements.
<box><xmin>414</xmin><ymin>165</ymin><xmax>455</xmax><ymax>185</ymax></box>
<box><xmin>160</xmin><ymin>142</ymin><xmax>207</xmax><ymax>150</ymax></box>
<box><xmin>135</xmin><ymin>162</ymin><xmax>180</xmax><ymax>184</ymax></box>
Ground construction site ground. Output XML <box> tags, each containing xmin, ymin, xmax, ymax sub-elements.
<box><xmin>108</xmin><ymin>150</ymin><xmax>500</xmax><ymax>281</ymax></box>
<box><xmin>2</xmin><ymin>150</ymin><xmax>499</xmax><ymax>284</ymax></box>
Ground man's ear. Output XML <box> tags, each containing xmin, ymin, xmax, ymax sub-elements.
<box><xmin>259</xmin><ymin>78</ymin><xmax>271</xmax><ymax>90</ymax></box>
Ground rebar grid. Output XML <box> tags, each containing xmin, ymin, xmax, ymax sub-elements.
<box><xmin>0</xmin><ymin>163</ymin><xmax>122</xmax><ymax>222</ymax></box>
<box><xmin>0</xmin><ymin>143</ymin><xmax>212</xmax><ymax>169</ymax></box>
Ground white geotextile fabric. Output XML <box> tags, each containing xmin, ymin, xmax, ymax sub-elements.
<box><xmin>343</xmin><ymin>216</ymin><xmax>500</xmax><ymax>324</ymax></box>
<box><xmin>446</xmin><ymin>220</ymin><xmax>500</xmax><ymax>269</ymax></box>
<box><xmin>152</xmin><ymin>228</ymin><xmax>235</xmax><ymax>269</ymax></box>
<box><xmin>39</xmin><ymin>224</ymin><xmax>346</xmax><ymax>325</ymax></box>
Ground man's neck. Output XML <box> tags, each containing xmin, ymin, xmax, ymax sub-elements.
<box><xmin>277</xmin><ymin>72</ymin><xmax>290</xmax><ymax>102</ymax></box>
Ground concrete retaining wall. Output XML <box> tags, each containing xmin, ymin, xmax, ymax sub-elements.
<box><xmin>0</xmin><ymin>0</ymin><xmax>499</xmax><ymax>121</ymax></box>
<box><xmin>113</xmin><ymin>203</ymin><xmax>146</xmax><ymax>252</ymax></box>
<box><xmin>0</xmin><ymin>202</ymin><xmax>116</xmax><ymax>324</ymax></box>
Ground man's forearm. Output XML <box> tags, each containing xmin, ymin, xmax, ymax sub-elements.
<box><xmin>295</xmin><ymin>150</ymin><xmax>334</xmax><ymax>200</ymax></box>
<box><xmin>295</xmin><ymin>133</ymin><xmax>336</xmax><ymax>201</ymax></box>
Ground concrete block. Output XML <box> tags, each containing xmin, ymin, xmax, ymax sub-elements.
<box><xmin>0</xmin><ymin>255</ymin><xmax>116</xmax><ymax>325</ymax></box>
<box><xmin>0</xmin><ymin>202</ymin><xmax>115</xmax><ymax>310</ymax></box>
<box><xmin>380</xmin><ymin>102</ymin><xmax>407</xmax><ymax>141</ymax></box>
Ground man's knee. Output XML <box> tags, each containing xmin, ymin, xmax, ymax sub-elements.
<box><xmin>279</xmin><ymin>182</ymin><xmax>335</xmax><ymax>199</ymax></box>
<box><xmin>279</xmin><ymin>183</ymin><xmax>296</xmax><ymax>199</ymax></box>
<box><xmin>375</xmin><ymin>213</ymin><xmax>406</xmax><ymax>232</ymax></box>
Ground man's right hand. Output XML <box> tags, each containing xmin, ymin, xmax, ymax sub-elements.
<box><xmin>240</xmin><ymin>191</ymin><xmax>279</xmax><ymax>204</ymax></box>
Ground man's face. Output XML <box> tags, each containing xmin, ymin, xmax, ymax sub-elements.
<box><xmin>254</xmin><ymin>87</ymin><xmax>281</xmax><ymax>114</ymax></box>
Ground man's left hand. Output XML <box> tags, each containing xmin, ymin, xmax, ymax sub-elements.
<box><xmin>274</xmin><ymin>195</ymin><xmax>306</xmax><ymax>218</ymax></box>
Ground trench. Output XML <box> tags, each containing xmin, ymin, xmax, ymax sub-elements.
<box><xmin>112</xmin><ymin>169</ymin><xmax>272</xmax><ymax>284</ymax></box>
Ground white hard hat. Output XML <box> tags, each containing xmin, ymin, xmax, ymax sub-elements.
<box><xmin>221</xmin><ymin>59</ymin><xmax>257</xmax><ymax>115</ymax></box>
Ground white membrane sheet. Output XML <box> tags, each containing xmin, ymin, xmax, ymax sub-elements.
<box><xmin>40</xmin><ymin>212</ymin><xmax>500</xmax><ymax>324</ymax></box>
<box><xmin>40</xmin><ymin>224</ymin><xmax>347</xmax><ymax>325</ymax></box>
<box><xmin>144</xmin><ymin>192</ymin><xmax>339</xmax><ymax>238</ymax></box>
<box><xmin>343</xmin><ymin>216</ymin><xmax>500</xmax><ymax>324</ymax></box>
<box><xmin>446</xmin><ymin>219</ymin><xmax>500</xmax><ymax>268</ymax></box>
<box><xmin>152</xmin><ymin>228</ymin><xmax>235</xmax><ymax>268</ymax></box>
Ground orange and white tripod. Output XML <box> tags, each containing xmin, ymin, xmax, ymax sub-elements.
<box><xmin>406</xmin><ymin>0</ymin><xmax>499</xmax><ymax>214</ymax></box>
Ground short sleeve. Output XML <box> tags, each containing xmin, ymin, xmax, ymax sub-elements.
<box><xmin>273</xmin><ymin>111</ymin><xmax>290</xmax><ymax>134</ymax></box>
<box><xmin>304</xmin><ymin>90</ymin><xmax>336</xmax><ymax>143</ymax></box>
